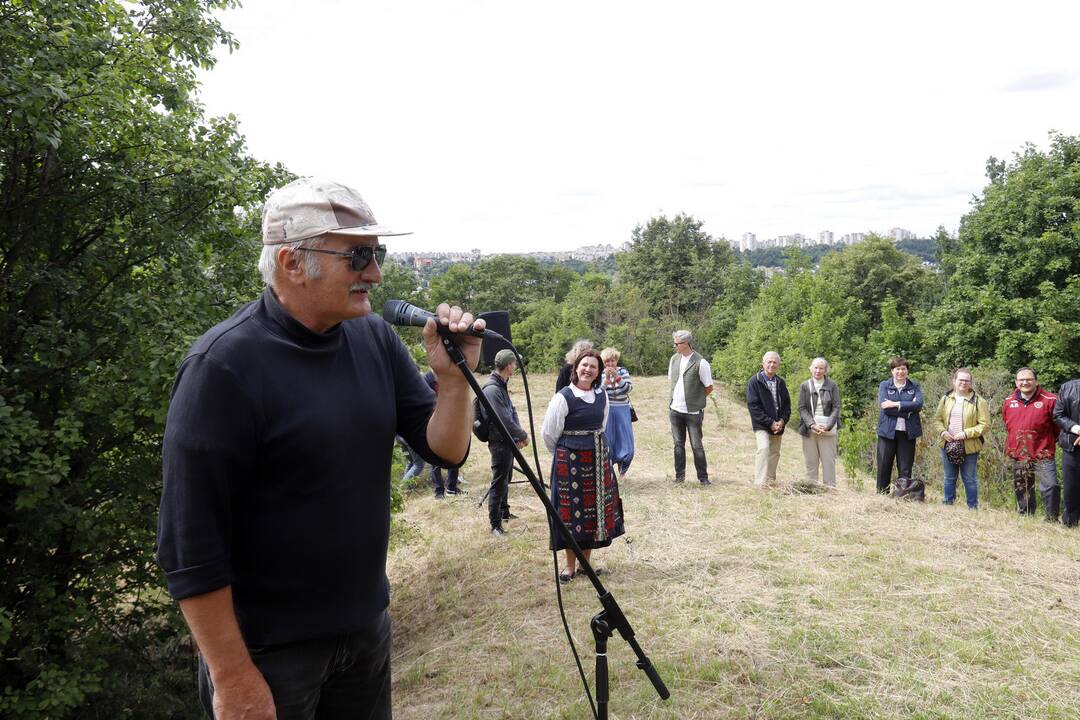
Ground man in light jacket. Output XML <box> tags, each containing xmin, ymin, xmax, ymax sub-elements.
<box><xmin>796</xmin><ymin>357</ymin><xmax>841</xmax><ymax>487</ymax></box>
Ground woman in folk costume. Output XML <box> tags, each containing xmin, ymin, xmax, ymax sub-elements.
<box><xmin>542</xmin><ymin>349</ymin><xmax>625</xmax><ymax>583</ymax></box>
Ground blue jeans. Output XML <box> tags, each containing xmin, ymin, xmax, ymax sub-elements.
<box><xmin>942</xmin><ymin>450</ymin><xmax>979</xmax><ymax>508</ymax></box>
<box><xmin>431</xmin><ymin>466</ymin><xmax>459</xmax><ymax>495</ymax></box>
<box><xmin>198</xmin><ymin>609</ymin><xmax>392</xmax><ymax>719</ymax></box>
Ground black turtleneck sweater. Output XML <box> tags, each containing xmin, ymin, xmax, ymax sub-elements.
<box><xmin>157</xmin><ymin>288</ymin><xmax>456</xmax><ymax>645</ymax></box>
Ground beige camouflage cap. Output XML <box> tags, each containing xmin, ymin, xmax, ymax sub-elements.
<box><xmin>261</xmin><ymin>177</ymin><xmax>412</xmax><ymax>245</ymax></box>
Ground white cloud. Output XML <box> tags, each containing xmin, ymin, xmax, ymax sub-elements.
<box><xmin>197</xmin><ymin>0</ymin><xmax>1080</xmax><ymax>252</ymax></box>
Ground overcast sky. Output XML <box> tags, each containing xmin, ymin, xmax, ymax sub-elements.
<box><xmin>196</xmin><ymin>0</ymin><xmax>1080</xmax><ymax>254</ymax></box>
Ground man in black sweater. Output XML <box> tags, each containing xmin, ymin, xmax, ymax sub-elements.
<box><xmin>157</xmin><ymin>177</ymin><xmax>484</xmax><ymax>719</ymax></box>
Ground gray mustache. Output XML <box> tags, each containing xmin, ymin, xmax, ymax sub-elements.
<box><xmin>350</xmin><ymin>282</ymin><xmax>377</xmax><ymax>292</ymax></box>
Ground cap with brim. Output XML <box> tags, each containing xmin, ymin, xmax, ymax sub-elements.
<box><xmin>262</xmin><ymin>177</ymin><xmax>412</xmax><ymax>245</ymax></box>
<box><xmin>494</xmin><ymin>349</ymin><xmax>517</xmax><ymax>369</ymax></box>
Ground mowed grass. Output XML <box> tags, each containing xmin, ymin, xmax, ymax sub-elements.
<box><xmin>388</xmin><ymin>374</ymin><xmax>1080</xmax><ymax>719</ymax></box>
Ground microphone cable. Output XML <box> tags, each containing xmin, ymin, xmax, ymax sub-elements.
<box><xmin>382</xmin><ymin>301</ymin><xmax>602</xmax><ymax>718</ymax></box>
<box><xmin>501</xmin><ymin>347</ymin><xmax>600</xmax><ymax>720</ymax></box>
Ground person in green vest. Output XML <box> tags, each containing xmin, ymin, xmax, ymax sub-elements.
<box><xmin>668</xmin><ymin>330</ymin><xmax>714</xmax><ymax>485</ymax></box>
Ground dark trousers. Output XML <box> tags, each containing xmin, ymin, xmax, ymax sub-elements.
<box><xmin>431</xmin><ymin>466</ymin><xmax>459</xmax><ymax>495</ymax></box>
<box><xmin>876</xmin><ymin>431</ymin><xmax>915</xmax><ymax>494</ymax></box>
<box><xmin>1011</xmin><ymin>458</ymin><xmax>1059</xmax><ymax>520</ymax></box>
<box><xmin>488</xmin><ymin>442</ymin><xmax>514</xmax><ymax>528</ymax></box>
<box><xmin>199</xmin><ymin>609</ymin><xmax>392</xmax><ymax>720</ymax></box>
<box><xmin>670</xmin><ymin>409</ymin><xmax>708</xmax><ymax>481</ymax></box>
<box><xmin>1063</xmin><ymin>451</ymin><xmax>1080</xmax><ymax>527</ymax></box>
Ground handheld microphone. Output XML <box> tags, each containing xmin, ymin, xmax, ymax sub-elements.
<box><xmin>382</xmin><ymin>300</ymin><xmax>502</xmax><ymax>339</ymax></box>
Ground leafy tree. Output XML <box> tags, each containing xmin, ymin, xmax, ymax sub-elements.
<box><xmin>817</xmin><ymin>235</ymin><xmax>942</xmax><ymax>324</ymax></box>
<box><xmin>510</xmin><ymin>275</ymin><xmax>672</xmax><ymax>375</ymax></box>
<box><xmin>511</xmin><ymin>297</ymin><xmax>590</xmax><ymax>372</ymax></box>
<box><xmin>931</xmin><ymin>225</ymin><xmax>959</xmax><ymax>278</ymax></box>
<box><xmin>920</xmin><ymin>132</ymin><xmax>1080</xmax><ymax>384</ymax></box>
<box><xmin>616</xmin><ymin>213</ymin><xmax>735</xmax><ymax>318</ymax></box>
<box><xmin>894</xmin><ymin>236</ymin><xmax>939</xmax><ymax>264</ymax></box>
<box><xmin>428</xmin><ymin>255</ymin><xmax>577</xmax><ymax>325</ymax></box>
<box><xmin>711</xmin><ymin>267</ymin><xmax>871</xmax><ymax>416</ymax></box>
<box><xmin>1</xmin><ymin>1</ymin><xmax>287</xmax><ymax>716</ymax></box>
<box><xmin>698</xmin><ymin>261</ymin><xmax>763</xmax><ymax>353</ymax></box>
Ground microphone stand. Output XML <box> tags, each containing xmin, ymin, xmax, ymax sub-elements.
<box><xmin>436</xmin><ymin>329</ymin><xmax>670</xmax><ymax>717</ymax></box>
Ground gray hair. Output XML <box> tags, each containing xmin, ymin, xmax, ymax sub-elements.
<box><xmin>762</xmin><ymin>351</ymin><xmax>781</xmax><ymax>363</ymax></box>
<box><xmin>258</xmin><ymin>234</ymin><xmax>326</xmax><ymax>287</ymax></box>
<box><xmin>810</xmin><ymin>356</ymin><xmax>829</xmax><ymax>371</ymax></box>
<box><xmin>672</xmin><ymin>330</ymin><xmax>693</xmax><ymax>345</ymax></box>
<box><xmin>565</xmin><ymin>339</ymin><xmax>593</xmax><ymax>365</ymax></box>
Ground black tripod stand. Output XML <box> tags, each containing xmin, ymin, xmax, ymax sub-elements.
<box><xmin>436</xmin><ymin>329</ymin><xmax>670</xmax><ymax>718</ymax></box>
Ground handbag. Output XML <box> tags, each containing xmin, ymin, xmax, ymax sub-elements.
<box><xmin>944</xmin><ymin>439</ymin><xmax>966</xmax><ymax>465</ymax></box>
<box><xmin>629</xmin><ymin>404</ymin><xmax>638</xmax><ymax>423</ymax></box>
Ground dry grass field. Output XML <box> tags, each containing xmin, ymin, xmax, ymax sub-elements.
<box><xmin>387</xmin><ymin>374</ymin><xmax>1080</xmax><ymax>719</ymax></box>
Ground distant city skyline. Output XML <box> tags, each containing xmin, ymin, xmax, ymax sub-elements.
<box><xmin>391</xmin><ymin>226</ymin><xmax>934</xmax><ymax>260</ymax></box>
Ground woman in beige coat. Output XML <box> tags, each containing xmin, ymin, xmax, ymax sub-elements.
<box><xmin>797</xmin><ymin>357</ymin><xmax>841</xmax><ymax>487</ymax></box>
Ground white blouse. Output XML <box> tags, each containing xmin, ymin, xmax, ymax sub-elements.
<box><xmin>541</xmin><ymin>385</ymin><xmax>609</xmax><ymax>453</ymax></box>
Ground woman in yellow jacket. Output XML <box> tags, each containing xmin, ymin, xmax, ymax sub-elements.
<box><xmin>932</xmin><ymin>368</ymin><xmax>991</xmax><ymax>508</ymax></box>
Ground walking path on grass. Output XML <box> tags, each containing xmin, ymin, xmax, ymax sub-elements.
<box><xmin>388</xmin><ymin>374</ymin><xmax>1080</xmax><ymax>719</ymax></box>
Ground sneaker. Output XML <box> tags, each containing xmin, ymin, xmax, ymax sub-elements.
<box><xmin>674</xmin><ymin>477</ymin><xmax>685</xmax><ymax>484</ymax></box>
<box><xmin>434</xmin><ymin>492</ymin><xmax>445</xmax><ymax>500</ymax></box>
<box><xmin>700</xmin><ymin>478</ymin><xmax>712</xmax><ymax>486</ymax></box>
<box><xmin>502</xmin><ymin>511</ymin><xmax>519</xmax><ymax>520</ymax></box>
<box><xmin>446</xmin><ymin>487</ymin><xmax>467</xmax><ymax>495</ymax></box>
<box><xmin>490</xmin><ymin>527</ymin><xmax>506</xmax><ymax>538</ymax></box>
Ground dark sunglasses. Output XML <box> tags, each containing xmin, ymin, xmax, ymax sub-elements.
<box><xmin>294</xmin><ymin>244</ymin><xmax>386</xmax><ymax>271</ymax></box>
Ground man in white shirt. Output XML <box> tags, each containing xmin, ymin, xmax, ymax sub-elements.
<box><xmin>668</xmin><ymin>330</ymin><xmax>714</xmax><ymax>485</ymax></box>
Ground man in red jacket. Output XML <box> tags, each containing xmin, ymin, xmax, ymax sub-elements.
<box><xmin>1002</xmin><ymin>367</ymin><xmax>1059</xmax><ymax>520</ymax></box>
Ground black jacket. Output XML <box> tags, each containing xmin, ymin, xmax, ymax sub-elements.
<box><xmin>555</xmin><ymin>363</ymin><xmax>572</xmax><ymax>392</ymax></box>
<box><xmin>747</xmin><ymin>371</ymin><xmax>791</xmax><ymax>433</ymax></box>
<box><xmin>1053</xmin><ymin>379</ymin><xmax>1080</xmax><ymax>453</ymax></box>
<box><xmin>483</xmin><ymin>372</ymin><xmax>527</xmax><ymax>446</ymax></box>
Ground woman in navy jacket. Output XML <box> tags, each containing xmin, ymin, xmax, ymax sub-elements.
<box><xmin>876</xmin><ymin>357</ymin><xmax>924</xmax><ymax>494</ymax></box>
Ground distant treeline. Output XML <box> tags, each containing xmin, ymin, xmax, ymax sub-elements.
<box><xmin>390</xmin><ymin>253</ymin><xmax>617</xmax><ymax>286</ymax></box>
<box><xmin>737</xmin><ymin>237</ymin><xmax>939</xmax><ymax>268</ymax></box>
<box><xmin>392</xmin><ymin>237</ymin><xmax>937</xmax><ymax>284</ymax></box>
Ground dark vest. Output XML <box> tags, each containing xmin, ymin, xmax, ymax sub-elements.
<box><xmin>558</xmin><ymin>386</ymin><xmax>607</xmax><ymax>450</ymax></box>
<box><xmin>669</xmin><ymin>351</ymin><xmax>707</xmax><ymax>412</ymax></box>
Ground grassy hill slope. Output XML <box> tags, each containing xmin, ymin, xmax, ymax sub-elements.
<box><xmin>388</xmin><ymin>374</ymin><xmax>1080</xmax><ymax>719</ymax></box>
